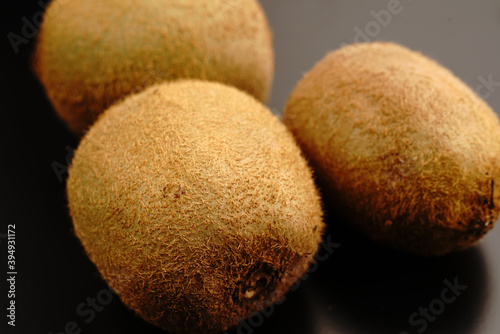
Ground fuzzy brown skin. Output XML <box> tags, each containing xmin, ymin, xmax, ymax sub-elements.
<box><xmin>67</xmin><ymin>80</ymin><xmax>324</xmax><ymax>333</ymax></box>
<box><xmin>283</xmin><ymin>42</ymin><xmax>500</xmax><ymax>256</ymax></box>
<box><xmin>34</xmin><ymin>0</ymin><xmax>274</xmax><ymax>136</ymax></box>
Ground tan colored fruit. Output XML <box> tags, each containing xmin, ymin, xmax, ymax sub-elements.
<box><xmin>283</xmin><ymin>42</ymin><xmax>500</xmax><ymax>256</ymax></box>
<box><xmin>67</xmin><ymin>80</ymin><xmax>324</xmax><ymax>333</ymax></box>
<box><xmin>34</xmin><ymin>0</ymin><xmax>274</xmax><ymax>135</ymax></box>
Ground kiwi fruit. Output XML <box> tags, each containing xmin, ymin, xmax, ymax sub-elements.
<box><xmin>34</xmin><ymin>0</ymin><xmax>274</xmax><ymax>135</ymax></box>
<box><xmin>67</xmin><ymin>80</ymin><xmax>324</xmax><ymax>333</ymax></box>
<box><xmin>283</xmin><ymin>42</ymin><xmax>500</xmax><ymax>256</ymax></box>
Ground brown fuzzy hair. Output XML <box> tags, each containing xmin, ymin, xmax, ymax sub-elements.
<box><xmin>67</xmin><ymin>80</ymin><xmax>324</xmax><ymax>333</ymax></box>
<box><xmin>283</xmin><ymin>42</ymin><xmax>500</xmax><ymax>256</ymax></box>
<box><xmin>34</xmin><ymin>0</ymin><xmax>274</xmax><ymax>135</ymax></box>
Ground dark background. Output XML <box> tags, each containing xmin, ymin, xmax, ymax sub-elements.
<box><xmin>2</xmin><ymin>1</ymin><xmax>500</xmax><ymax>333</ymax></box>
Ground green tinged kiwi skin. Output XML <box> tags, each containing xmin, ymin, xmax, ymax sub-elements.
<box><xmin>67</xmin><ymin>80</ymin><xmax>324</xmax><ymax>333</ymax></box>
<box><xmin>283</xmin><ymin>42</ymin><xmax>500</xmax><ymax>256</ymax></box>
<box><xmin>34</xmin><ymin>0</ymin><xmax>274</xmax><ymax>136</ymax></box>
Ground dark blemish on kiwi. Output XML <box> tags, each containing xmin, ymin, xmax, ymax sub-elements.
<box><xmin>231</xmin><ymin>263</ymin><xmax>278</xmax><ymax>304</ymax></box>
<box><xmin>192</xmin><ymin>273</ymin><xmax>203</xmax><ymax>290</ymax></box>
<box><xmin>174</xmin><ymin>185</ymin><xmax>185</xmax><ymax>199</ymax></box>
<box><xmin>468</xmin><ymin>220</ymin><xmax>489</xmax><ymax>237</ymax></box>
